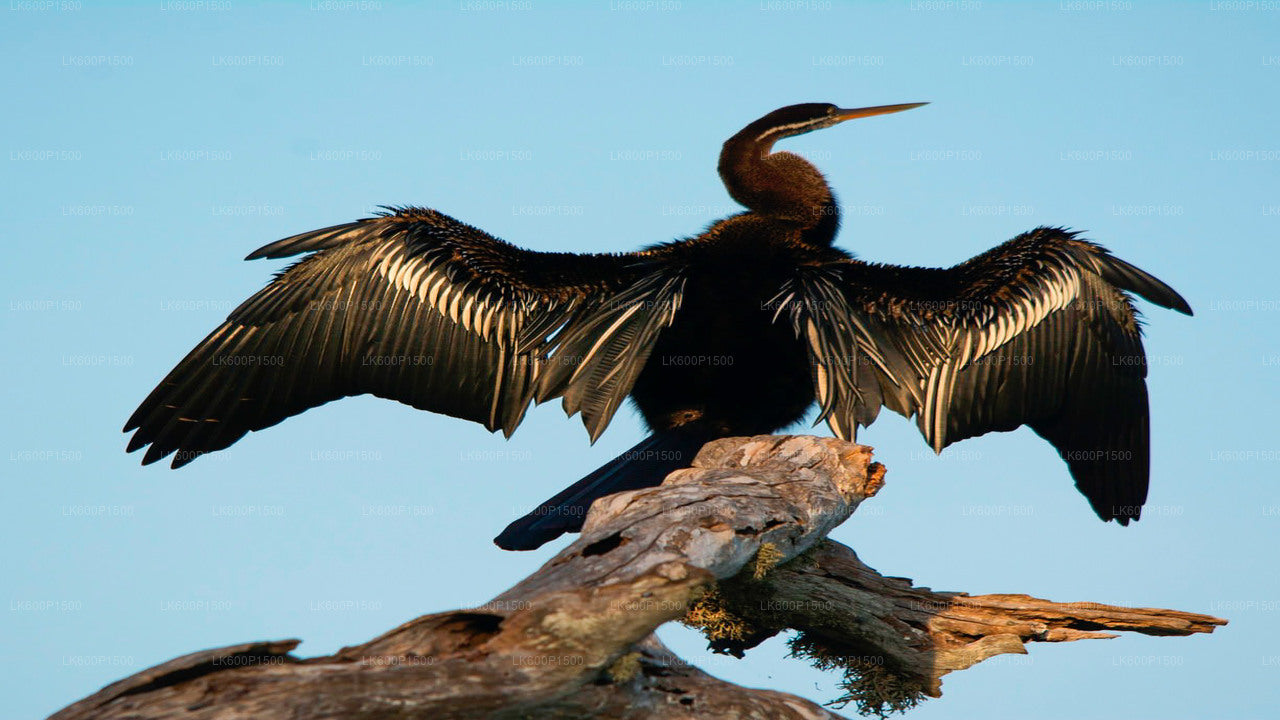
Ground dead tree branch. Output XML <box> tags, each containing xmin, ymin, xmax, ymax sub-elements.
<box><xmin>51</xmin><ymin>435</ymin><xmax>1225</xmax><ymax>720</ymax></box>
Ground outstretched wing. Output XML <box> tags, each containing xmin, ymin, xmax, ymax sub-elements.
<box><xmin>779</xmin><ymin>227</ymin><xmax>1191</xmax><ymax>523</ymax></box>
<box><xmin>125</xmin><ymin>206</ymin><xmax>683</xmax><ymax>468</ymax></box>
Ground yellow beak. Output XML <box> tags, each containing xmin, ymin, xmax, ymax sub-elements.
<box><xmin>835</xmin><ymin>102</ymin><xmax>929</xmax><ymax>122</ymax></box>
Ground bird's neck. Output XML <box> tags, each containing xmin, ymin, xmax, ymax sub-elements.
<box><xmin>718</xmin><ymin>134</ymin><xmax>839</xmax><ymax>245</ymax></box>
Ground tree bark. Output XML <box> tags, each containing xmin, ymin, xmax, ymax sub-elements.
<box><xmin>51</xmin><ymin>435</ymin><xmax>1225</xmax><ymax>720</ymax></box>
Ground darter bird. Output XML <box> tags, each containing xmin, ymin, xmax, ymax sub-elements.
<box><xmin>124</xmin><ymin>102</ymin><xmax>1192</xmax><ymax>550</ymax></box>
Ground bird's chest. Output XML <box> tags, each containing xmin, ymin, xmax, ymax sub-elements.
<box><xmin>666</xmin><ymin>276</ymin><xmax>777</xmax><ymax>348</ymax></box>
<box><xmin>641</xmin><ymin>262</ymin><xmax>812</xmax><ymax>388</ymax></box>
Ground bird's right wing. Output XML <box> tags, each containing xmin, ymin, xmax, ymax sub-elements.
<box><xmin>125</xmin><ymin>206</ymin><xmax>684</xmax><ymax>468</ymax></box>
<box><xmin>777</xmin><ymin>227</ymin><xmax>1191</xmax><ymax>522</ymax></box>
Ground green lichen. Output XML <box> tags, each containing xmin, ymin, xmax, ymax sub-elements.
<box><xmin>680</xmin><ymin>585</ymin><xmax>753</xmax><ymax>642</ymax></box>
<box><xmin>788</xmin><ymin>632</ymin><xmax>929</xmax><ymax>718</ymax></box>
<box><xmin>751</xmin><ymin>542</ymin><xmax>784</xmax><ymax>580</ymax></box>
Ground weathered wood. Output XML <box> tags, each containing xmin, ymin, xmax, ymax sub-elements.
<box><xmin>705</xmin><ymin>538</ymin><xmax>1226</xmax><ymax>707</ymax></box>
<box><xmin>50</xmin><ymin>435</ymin><xmax>1224</xmax><ymax>720</ymax></box>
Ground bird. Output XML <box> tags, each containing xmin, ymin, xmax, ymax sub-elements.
<box><xmin>124</xmin><ymin>102</ymin><xmax>1192</xmax><ymax>551</ymax></box>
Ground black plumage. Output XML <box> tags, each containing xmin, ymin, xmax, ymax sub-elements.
<box><xmin>125</xmin><ymin>102</ymin><xmax>1191</xmax><ymax>549</ymax></box>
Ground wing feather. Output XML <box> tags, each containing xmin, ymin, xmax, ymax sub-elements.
<box><xmin>536</xmin><ymin>270</ymin><xmax>687</xmax><ymax>442</ymax></box>
<box><xmin>125</xmin><ymin>206</ymin><xmax>681</xmax><ymax>467</ymax></box>
<box><xmin>782</xmin><ymin>227</ymin><xmax>1190</xmax><ymax>522</ymax></box>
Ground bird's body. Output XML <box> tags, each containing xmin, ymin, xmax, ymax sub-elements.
<box><xmin>125</xmin><ymin>102</ymin><xmax>1191</xmax><ymax>550</ymax></box>
<box><xmin>632</xmin><ymin>215</ymin><xmax>830</xmax><ymax>438</ymax></box>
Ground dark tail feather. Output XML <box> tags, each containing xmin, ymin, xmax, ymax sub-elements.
<box><xmin>494</xmin><ymin>428</ymin><xmax>710</xmax><ymax>551</ymax></box>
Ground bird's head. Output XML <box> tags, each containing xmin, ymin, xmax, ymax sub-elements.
<box><xmin>738</xmin><ymin>102</ymin><xmax>929</xmax><ymax>147</ymax></box>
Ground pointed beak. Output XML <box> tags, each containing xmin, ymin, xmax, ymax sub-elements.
<box><xmin>834</xmin><ymin>102</ymin><xmax>929</xmax><ymax>122</ymax></box>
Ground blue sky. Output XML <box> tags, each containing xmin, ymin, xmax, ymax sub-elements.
<box><xmin>2</xmin><ymin>2</ymin><xmax>1277</xmax><ymax>718</ymax></box>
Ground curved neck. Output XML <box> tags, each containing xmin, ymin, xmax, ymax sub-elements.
<box><xmin>718</xmin><ymin>125</ymin><xmax>839</xmax><ymax>241</ymax></box>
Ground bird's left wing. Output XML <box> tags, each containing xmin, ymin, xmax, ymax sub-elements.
<box><xmin>124</xmin><ymin>206</ymin><xmax>684</xmax><ymax>468</ymax></box>
<box><xmin>776</xmin><ymin>227</ymin><xmax>1191</xmax><ymax>522</ymax></box>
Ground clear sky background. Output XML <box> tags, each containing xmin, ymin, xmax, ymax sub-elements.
<box><xmin>2</xmin><ymin>2</ymin><xmax>1277</xmax><ymax>718</ymax></box>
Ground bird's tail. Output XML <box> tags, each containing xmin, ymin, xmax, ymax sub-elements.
<box><xmin>494</xmin><ymin>428</ymin><xmax>711</xmax><ymax>551</ymax></box>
